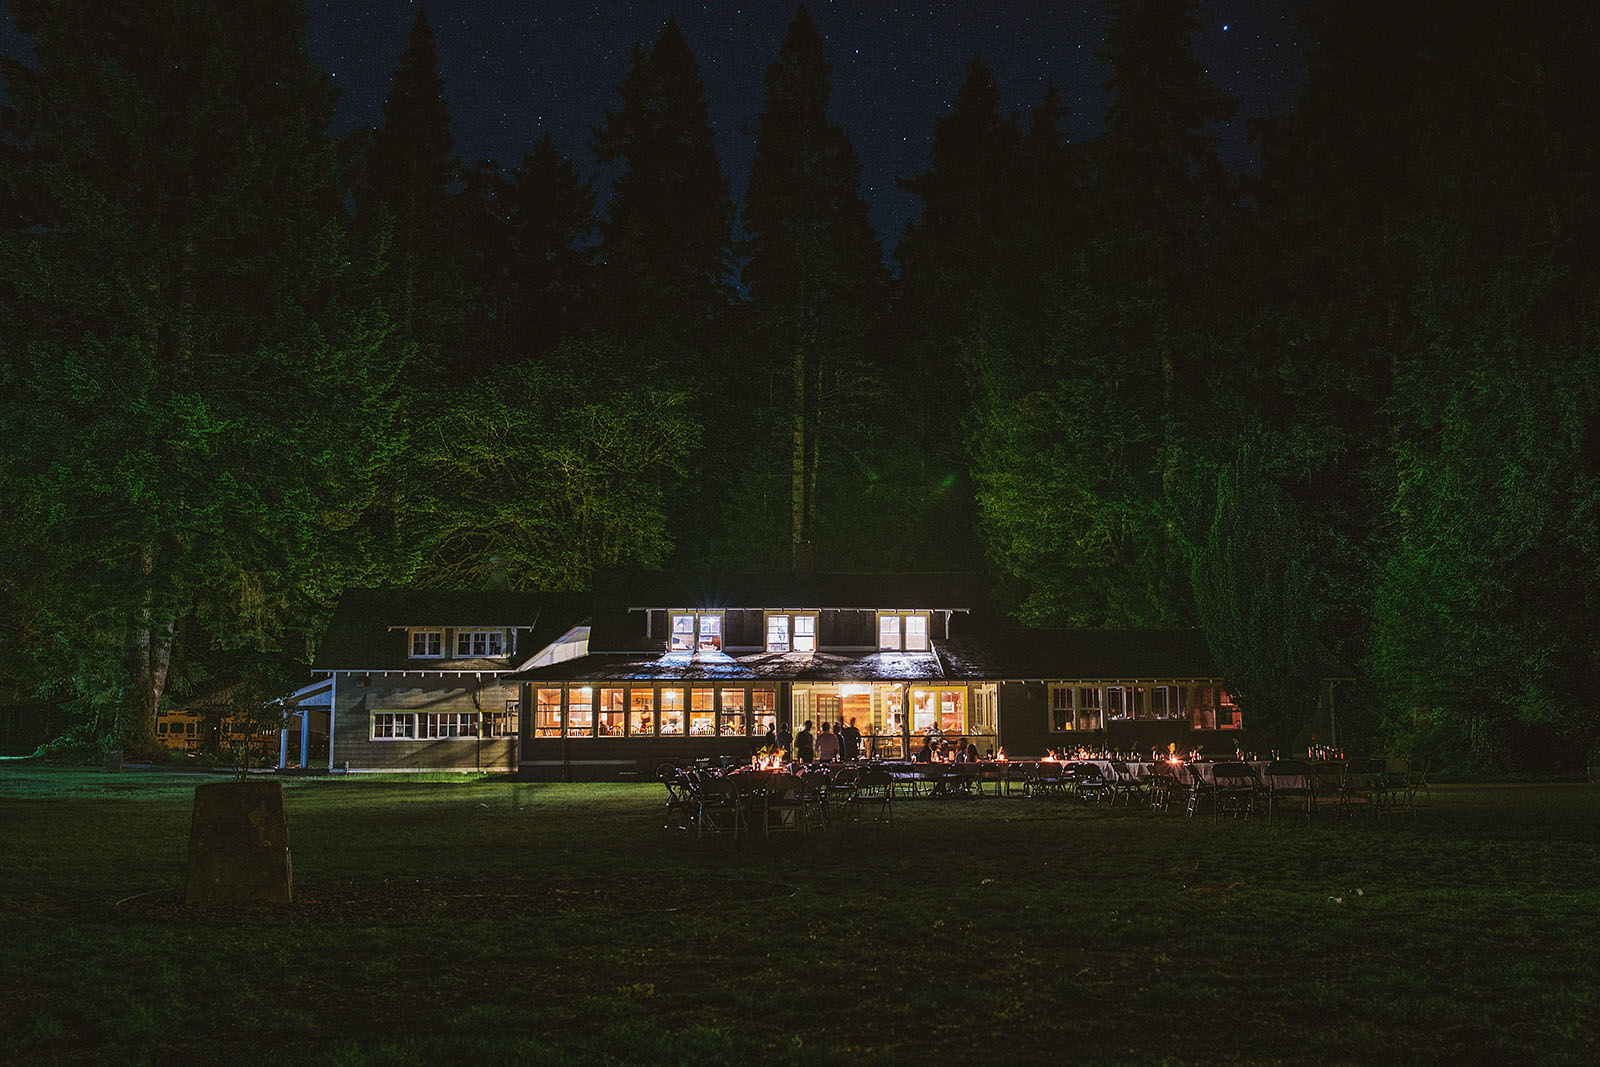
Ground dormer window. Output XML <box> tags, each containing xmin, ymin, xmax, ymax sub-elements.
<box><xmin>877</xmin><ymin>612</ymin><xmax>930</xmax><ymax>652</ymax></box>
<box><xmin>410</xmin><ymin>630</ymin><xmax>443</xmax><ymax>658</ymax></box>
<box><xmin>668</xmin><ymin>611</ymin><xmax>723</xmax><ymax>652</ymax></box>
<box><xmin>456</xmin><ymin>630</ymin><xmax>505</xmax><ymax>657</ymax></box>
<box><xmin>765</xmin><ymin>611</ymin><xmax>818</xmax><ymax>653</ymax></box>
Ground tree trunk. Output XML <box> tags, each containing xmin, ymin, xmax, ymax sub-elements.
<box><xmin>791</xmin><ymin>341</ymin><xmax>809</xmax><ymax>573</ymax></box>
<box><xmin>127</xmin><ymin>543</ymin><xmax>174</xmax><ymax>760</ymax></box>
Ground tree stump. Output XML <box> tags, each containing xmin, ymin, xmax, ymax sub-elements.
<box><xmin>185</xmin><ymin>780</ymin><xmax>293</xmax><ymax>906</ymax></box>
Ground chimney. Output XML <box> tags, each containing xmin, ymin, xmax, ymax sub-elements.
<box><xmin>487</xmin><ymin>554</ymin><xmax>509</xmax><ymax>590</ymax></box>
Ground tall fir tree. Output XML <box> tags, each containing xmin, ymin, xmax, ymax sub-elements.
<box><xmin>464</xmin><ymin>134</ymin><xmax>596</xmax><ymax>365</ymax></box>
<box><xmin>355</xmin><ymin>8</ymin><xmax>469</xmax><ymax>370</ymax></box>
<box><xmin>741</xmin><ymin>4</ymin><xmax>887</xmax><ymax>573</ymax></box>
<box><xmin>592</xmin><ymin>18</ymin><xmax>733</xmax><ymax>344</ymax></box>
<box><xmin>0</xmin><ymin>0</ymin><xmax>407</xmax><ymax>757</ymax></box>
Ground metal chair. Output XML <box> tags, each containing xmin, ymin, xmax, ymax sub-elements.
<box><xmin>1207</xmin><ymin>761</ymin><xmax>1259</xmax><ymax>822</ymax></box>
<box><xmin>1262</xmin><ymin>760</ymin><xmax>1314</xmax><ymax>823</ymax></box>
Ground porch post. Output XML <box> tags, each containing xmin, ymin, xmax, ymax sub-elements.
<box><xmin>326</xmin><ymin>673</ymin><xmax>339</xmax><ymax>773</ymax></box>
<box><xmin>278</xmin><ymin>725</ymin><xmax>288</xmax><ymax>770</ymax></box>
<box><xmin>299</xmin><ymin>708</ymin><xmax>310</xmax><ymax>769</ymax></box>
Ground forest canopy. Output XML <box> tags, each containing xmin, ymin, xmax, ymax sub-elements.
<box><xmin>1</xmin><ymin>0</ymin><xmax>1596</xmax><ymax>771</ymax></box>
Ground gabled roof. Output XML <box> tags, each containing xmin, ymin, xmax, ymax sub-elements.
<box><xmin>314</xmin><ymin>589</ymin><xmax>592</xmax><ymax>673</ymax></box>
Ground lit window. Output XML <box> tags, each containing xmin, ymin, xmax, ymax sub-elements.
<box><xmin>410</xmin><ymin>630</ymin><xmax>443</xmax><ymax>658</ymax></box>
<box><xmin>767</xmin><ymin>614</ymin><xmax>790</xmax><ymax>652</ymax></box>
<box><xmin>597</xmin><ymin>688</ymin><xmax>626</xmax><ymax>736</ymax></box>
<box><xmin>878</xmin><ymin>613</ymin><xmax>930</xmax><ymax>651</ymax></box>
<box><xmin>766</xmin><ymin>612</ymin><xmax>817</xmax><ymax>653</ymax></box>
<box><xmin>878</xmin><ymin>614</ymin><xmax>902</xmax><ymax>651</ymax></box>
<box><xmin>534</xmin><ymin>689</ymin><xmax>562</xmax><ymax>738</ymax></box>
<box><xmin>629</xmin><ymin>689</ymin><xmax>654</xmax><ymax>736</ymax></box>
<box><xmin>669</xmin><ymin>611</ymin><xmax>722</xmax><ymax>651</ymax></box>
<box><xmin>372</xmin><ymin>712</ymin><xmax>417</xmax><ymax>739</ymax></box>
<box><xmin>904</xmin><ymin>615</ymin><xmax>928</xmax><ymax>652</ymax></box>
<box><xmin>689</xmin><ymin>689</ymin><xmax>715</xmax><ymax>736</ymax></box>
<box><xmin>566</xmin><ymin>687</ymin><xmax>593</xmax><ymax>737</ymax></box>
<box><xmin>719</xmin><ymin>688</ymin><xmax>746</xmax><ymax>736</ymax></box>
<box><xmin>455</xmin><ymin>630</ymin><xmax>505</xmax><ymax>657</ymax></box>
<box><xmin>752</xmin><ymin>689</ymin><xmax>777</xmax><ymax>734</ymax></box>
<box><xmin>659</xmin><ymin>690</ymin><xmax>685</xmax><ymax>735</ymax></box>
<box><xmin>1076</xmin><ymin>687</ymin><xmax>1103</xmax><ymax>731</ymax></box>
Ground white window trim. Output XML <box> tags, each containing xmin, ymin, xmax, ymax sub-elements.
<box><xmin>668</xmin><ymin>610</ymin><xmax>724</xmax><ymax>652</ymax></box>
<box><xmin>371</xmin><ymin>711</ymin><xmax>418</xmax><ymax>740</ymax></box>
<box><xmin>419</xmin><ymin>711</ymin><xmax>480</xmax><ymax>739</ymax></box>
<box><xmin>765</xmin><ymin>610</ymin><xmax>819</xmax><ymax>654</ymax></box>
<box><xmin>409</xmin><ymin>630</ymin><xmax>444</xmax><ymax>659</ymax></box>
<box><xmin>455</xmin><ymin>629</ymin><xmax>506</xmax><ymax>658</ymax></box>
<box><xmin>877</xmin><ymin>611</ymin><xmax>931</xmax><ymax>652</ymax></box>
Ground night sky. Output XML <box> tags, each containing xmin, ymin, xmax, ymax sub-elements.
<box><xmin>0</xmin><ymin>1</ymin><xmax>1310</xmax><ymax>246</ymax></box>
<box><xmin>305</xmin><ymin>0</ymin><xmax>1310</xmax><ymax>248</ymax></box>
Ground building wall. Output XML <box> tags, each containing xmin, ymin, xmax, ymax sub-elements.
<box><xmin>997</xmin><ymin>682</ymin><xmax>1051</xmax><ymax>757</ymax></box>
<box><xmin>331</xmin><ymin>673</ymin><xmax>519</xmax><ymax>772</ymax></box>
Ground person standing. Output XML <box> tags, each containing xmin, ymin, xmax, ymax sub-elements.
<box><xmin>842</xmin><ymin>717</ymin><xmax>861</xmax><ymax>760</ymax></box>
<box><xmin>775</xmin><ymin>719</ymin><xmax>793</xmax><ymax>762</ymax></box>
<box><xmin>817</xmin><ymin>721</ymin><xmax>840</xmax><ymax>762</ymax></box>
<box><xmin>795</xmin><ymin>720</ymin><xmax>815</xmax><ymax>764</ymax></box>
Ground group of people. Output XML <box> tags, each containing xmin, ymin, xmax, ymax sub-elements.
<box><xmin>915</xmin><ymin>734</ymin><xmax>980</xmax><ymax>763</ymax></box>
<box><xmin>761</xmin><ymin>718</ymin><xmax>865</xmax><ymax>763</ymax></box>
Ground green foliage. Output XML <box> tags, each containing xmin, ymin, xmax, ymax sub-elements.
<box><xmin>409</xmin><ymin>336</ymin><xmax>697</xmax><ymax>590</ymax></box>
<box><xmin>0</xmin><ymin>1</ymin><xmax>408</xmax><ymax>758</ymax></box>
<box><xmin>1191</xmin><ymin>446</ymin><xmax>1324</xmax><ymax>750</ymax></box>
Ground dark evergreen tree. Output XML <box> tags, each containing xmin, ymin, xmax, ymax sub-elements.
<box><xmin>355</xmin><ymin>8</ymin><xmax>469</xmax><ymax>369</ymax></box>
<box><xmin>592</xmin><ymin>18</ymin><xmax>734</xmax><ymax>342</ymax></box>
<box><xmin>741</xmin><ymin>4</ymin><xmax>887</xmax><ymax>573</ymax></box>
<box><xmin>0</xmin><ymin>0</ymin><xmax>407</xmax><ymax>757</ymax></box>
<box><xmin>465</xmin><ymin>134</ymin><xmax>596</xmax><ymax>364</ymax></box>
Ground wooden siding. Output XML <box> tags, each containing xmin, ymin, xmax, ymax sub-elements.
<box><xmin>331</xmin><ymin>674</ymin><xmax>519</xmax><ymax>772</ymax></box>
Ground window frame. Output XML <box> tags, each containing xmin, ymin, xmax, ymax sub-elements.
<box><xmin>409</xmin><ymin>629</ymin><xmax>443</xmax><ymax>659</ymax></box>
<box><xmin>455</xmin><ymin>629</ymin><xmax>506</xmax><ymax>658</ymax></box>
<box><xmin>668</xmin><ymin>610</ymin><xmax>724</xmax><ymax>652</ymax></box>
<box><xmin>877</xmin><ymin>611</ymin><xmax>931</xmax><ymax>652</ymax></box>
<box><xmin>372</xmin><ymin>711</ymin><xmax>418</xmax><ymax>740</ymax></box>
<box><xmin>419</xmin><ymin>711</ymin><xmax>479</xmax><ymax>739</ymax></box>
<box><xmin>765</xmin><ymin>611</ymin><xmax>819</xmax><ymax>653</ymax></box>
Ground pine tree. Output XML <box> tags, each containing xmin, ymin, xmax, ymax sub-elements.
<box><xmin>356</xmin><ymin>8</ymin><xmax>467</xmax><ymax>366</ymax></box>
<box><xmin>592</xmin><ymin>18</ymin><xmax>734</xmax><ymax>342</ymax></box>
<box><xmin>466</xmin><ymin>134</ymin><xmax>596</xmax><ymax>363</ymax></box>
<box><xmin>742</xmin><ymin>4</ymin><xmax>887</xmax><ymax>573</ymax></box>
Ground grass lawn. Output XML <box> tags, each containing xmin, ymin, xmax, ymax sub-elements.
<box><xmin>1</xmin><ymin>764</ymin><xmax>1597</xmax><ymax>1066</ymax></box>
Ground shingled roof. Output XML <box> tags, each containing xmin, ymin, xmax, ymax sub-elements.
<box><xmin>512</xmin><ymin>648</ymin><xmax>961</xmax><ymax>684</ymax></box>
<box><xmin>314</xmin><ymin>589</ymin><xmax>592</xmax><ymax>673</ymax></box>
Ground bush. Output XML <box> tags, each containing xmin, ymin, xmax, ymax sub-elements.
<box><xmin>31</xmin><ymin>720</ymin><xmax>116</xmax><ymax>765</ymax></box>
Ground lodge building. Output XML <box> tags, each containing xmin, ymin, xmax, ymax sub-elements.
<box><xmin>293</xmin><ymin>573</ymin><xmax>1249</xmax><ymax>778</ymax></box>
